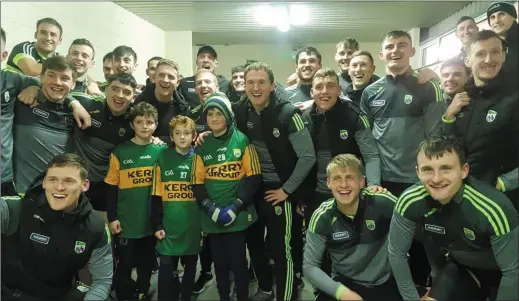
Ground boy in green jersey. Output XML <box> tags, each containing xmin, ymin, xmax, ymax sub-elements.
<box><xmin>191</xmin><ymin>92</ymin><xmax>262</xmax><ymax>301</ymax></box>
<box><xmin>151</xmin><ymin>115</ymin><xmax>200</xmax><ymax>301</ymax></box>
<box><xmin>105</xmin><ymin>102</ymin><xmax>166</xmax><ymax>301</ymax></box>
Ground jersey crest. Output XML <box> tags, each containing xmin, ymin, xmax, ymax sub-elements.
<box><xmin>486</xmin><ymin>110</ymin><xmax>497</xmax><ymax>123</ymax></box>
<box><xmin>463</xmin><ymin>227</ymin><xmax>475</xmax><ymax>241</ymax></box>
<box><xmin>74</xmin><ymin>241</ymin><xmax>86</xmax><ymax>254</ymax></box>
<box><xmin>366</xmin><ymin>219</ymin><xmax>376</xmax><ymax>231</ymax></box>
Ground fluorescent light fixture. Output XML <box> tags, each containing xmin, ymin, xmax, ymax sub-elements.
<box><xmin>289</xmin><ymin>4</ymin><xmax>309</xmax><ymax>26</ymax></box>
<box><xmin>253</xmin><ymin>4</ymin><xmax>309</xmax><ymax>31</ymax></box>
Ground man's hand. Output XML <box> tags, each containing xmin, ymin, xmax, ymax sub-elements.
<box><xmin>87</xmin><ymin>81</ymin><xmax>102</xmax><ymax>96</ymax></box>
<box><xmin>155</xmin><ymin>230</ymin><xmax>166</xmax><ymax>240</ymax></box>
<box><xmin>195</xmin><ymin>131</ymin><xmax>211</xmax><ymax>146</ymax></box>
<box><xmin>296</xmin><ymin>204</ymin><xmax>305</xmax><ymax>216</ymax></box>
<box><xmin>420</xmin><ymin>287</ymin><xmax>435</xmax><ymax>300</ymax></box>
<box><xmin>18</xmin><ymin>86</ymin><xmax>40</xmax><ymax>107</ymax></box>
<box><xmin>151</xmin><ymin>136</ymin><xmax>166</xmax><ymax>145</ymax></box>
<box><xmin>496</xmin><ymin>179</ymin><xmax>503</xmax><ymax>192</ymax></box>
<box><xmin>445</xmin><ymin>92</ymin><xmax>470</xmax><ymax>120</ymax></box>
<box><xmin>265</xmin><ymin>188</ymin><xmax>288</xmax><ymax>206</ymax></box>
<box><xmin>71</xmin><ymin>101</ymin><xmax>92</xmax><ymax>129</ymax></box>
<box><xmin>417</xmin><ymin>68</ymin><xmax>440</xmax><ymax>84</ymax></box>
<box><xmin>294</xmin><ymin>99</ymin><xmax>313</xmax><ymax>112</ymax></box>
<box><xmin>339</xmin><ymin>288</ymin><xmax>363</xmax><ymax>301</ymax></box>
<box><xmin>109</xmin><ymin>220</ymin><xmax>122</xmax><ymax>234</ymax></box>
<box><xmin>367</xmin><ymin>186</ymin><xmax>387</xmax><ymax>193</ymax></box>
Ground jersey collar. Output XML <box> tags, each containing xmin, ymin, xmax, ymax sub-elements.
<box><xmin>452</xmin><ymin>183</ymin><xmax>465</xmax><ymax>203</ymax></box>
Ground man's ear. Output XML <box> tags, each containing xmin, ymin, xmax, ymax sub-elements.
<box><xmin>410</xmin><ymin>46</ymin><xmax>416</xmax><ymax>57</ymax></box>
<box><xmin>82</xmin><ymin>179</ymin><xmax>90</xmax><ymax>192</ymax></box>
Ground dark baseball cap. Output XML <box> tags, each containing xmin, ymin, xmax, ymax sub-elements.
<box><xmin>197</xmin><ymin>45</ymin><xmax>217</xmax><ymax>59</ymax></box>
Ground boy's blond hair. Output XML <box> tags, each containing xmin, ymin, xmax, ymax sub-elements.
<box><xmin>169</xmin><ymin>115</ymin><xmax>196</xmax><ymax>136</ymax></box>
<box><xmin>326</xmin><ymin>154</ymin><xmax>364</xmax><ymax>178</ymax></box>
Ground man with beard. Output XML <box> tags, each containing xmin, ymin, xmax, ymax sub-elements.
<box><xmin>135</xmin><ymin>59</ymin><xmax>189</xmax><ymax>144</ymax></box>
<box><xmin>345</xmin><ymin>51</ymin><xmax>378</xmax><ymax>105</ymax></box>
<box><xmin>487</xmin><ymin>1</ymin><xmax>518</xmax><ymax>84</ymax></box>
<box><xmin>178</xmin><ymin>45</ymin><xmax>230</xmax><ymax>108</ymax></box>
<box><xmin>454</xmin><ymin>16</ymin><xmax>479</xmax><ymax>60</ymax></box>
<box><xmin>389</xmin><ymin>136</ymin><xmax>518</xmax><ymax>301</ymax></box>
<box><xmin>227</xmin><ymin>65</ymin><xmax>245</xmax><ymax>104</ymax></box>
<box><xmin>287</xmin><ymin>47</ymin><xmax>322</xmax><ymax>107</ymax></box>
<box><xmin>439</xmin><ymin>58</ymin><xmax>470</xmax><ymax>103</ymax></box>
<box><xmin>442</xmin><ymin>30</ymin><xmax>518</xmax><ymax>207</ymax></box>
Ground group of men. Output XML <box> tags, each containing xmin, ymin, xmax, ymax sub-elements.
<box><xmin>1</xmin><ymin>1</ymin><xmax>518</xmax><ymax>301</ymax></box>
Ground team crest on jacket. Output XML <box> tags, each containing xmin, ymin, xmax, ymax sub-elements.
<box><xmin>273</xmin><ymin>128</ymin><xmax>280</xmax><ymax>138</ymax></box>
<box><xmin>463</xmin><ymin>227</ymin><xmax>475</xmax><ymax>241</ymax></box>
<box><xmin>366</xmin><ymin>220</ymin><xmax>376</xmax><ymax>231</ymax></box>
<box><xmin>233</xmin><ymin>148</ymin><xmax>242</xmax><ymax>158</ymax></box>
<box><xmin>486</xmin><ymin>110</ymin><xmax>497</xmax><ymax>123</ymax></box>
<box><xmin>74</xmin><ymin>241</ymin><xmax>86</xmax><ymax>254</ymax></box>
<box><xmin>404</xmin><ymin>94</ymin><xmax>413</xmax><ymax>105</ymax></box>
<box><xmin>119</xmin><ymin>128</ymin><xmax>126</xmax><ymax>136</ymax></box>
<box><xmin>274</xmin><ymin>206</ymin><xmax>283</xmax><ymax>215</ymax></box>
<box><xmin>4</xmin><ymin>91</ymin><xmax>10</xmax><ymax>102</ymax></box>
<box><xmin>339</xmin><ymin>129</ymin><xmax>349</xmax><ymax>140</ymax></box>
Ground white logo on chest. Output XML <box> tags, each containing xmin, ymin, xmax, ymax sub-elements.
<box><xmin>425</xmin><ymin>224</ymin><xmax>446</xmax><ymax>234</ymax></box>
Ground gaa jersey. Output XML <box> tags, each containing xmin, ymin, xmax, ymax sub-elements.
<box><xmin>152</xmin><ymin>147</ymin><xmax>202</xmax><ymax>256</ymax></box>
<box><xmin>6</xmin><ymin>41</ymin><xmax>58</xmax><ymax>75</ymax></box>
<box><xmin>188</xmin><ymin>104</ymin><xmax>208</xmax><ymax>133</ymax></box>
<box><xmin>104</xmin><ymin>141</ymin><xmax>166</xmax><ymax>238</ymax></box>
<box><xmin>192</xmin><ymin>127</ymin><xmax>261</xmax><ymax>233</ymax></box>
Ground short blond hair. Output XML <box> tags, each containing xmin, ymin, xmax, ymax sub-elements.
<box><xmin>169</xmin><ymin>115</ymin><xmax>196</xmax><ymax>136</ymax></box>
<box><xmin>156</xmin><ymin>58</ymin><xmax>180</xmax><ymax>74</ymax></box>
<box><xmin>195</xmin><ymin>69</ymin><xmax>217</xmax><ymax>83</ymax></box>
<box><xmin>326</xmin><ymin>154</ymin><xmax>364</xmax><ymax>178</ymax></box>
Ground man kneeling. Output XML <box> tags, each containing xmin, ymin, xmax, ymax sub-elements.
<box><xmin>1</xmin><ymin>153</ymin><xmax>113</xmax><ymax>301</ymax></box>
<box><xmin>303</xmin><ymin>154</ymin><xmax>401</xmax><ymax>301</ymax></box>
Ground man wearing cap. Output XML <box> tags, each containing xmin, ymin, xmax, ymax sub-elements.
<box><xmin>178</xmin><ymin>45</ymin><xmax>230</xmax><ymax>109</ymax></box>
<box><xmin>487</xmin><ymin>1</ymin><xmax>518</xmax><ymax>83</ymax></box>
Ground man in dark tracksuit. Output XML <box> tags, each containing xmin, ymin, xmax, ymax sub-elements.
<box><xmin>360</xmin><ymin>30</ymin><xmax>444</xmax><ymax>288</ymax></box>
<box><xmin>304</xmin><ymin>154</ymin><xmax>401</xmax><ymax>301</ymax></box>
<box><xmin>178</xmin><ymin>45</ymin><xmax>229</xmax><ymax>109</ymax></box>
<box><xmin>344</xmin><ymin>51</ymin><xmax>379</xmax><ymax>105</ymax></box>
<box><xmin>135</xmin><ymin>59</ymin><xmax>189</xmax><ymax>144</ymax></box>
<box><xmin>487</xmin><ymin>1</ymin><xmax>518</xmax><ymax>85</ymax></box>
<box><xmin>442</xmin><ymin>30</ymin><xmax>518</xmax><ymax>209</ymax></box>
<box><xmin>68</xmin><ymin>73</ymin><xmax>136</xmax><ymax>212</ymax></box>
<box><xmin>234</xmin><ymin>62</ymin><xmax>316</xmax><ymax>301</ymax></box>
<box><xmin>286</xmin><ymin>46</ymin><xmax>322</xmax><ymax>106</ymax></box>
<box><xmin>388</xmin><ymin>136</ymin><xmax>518</xmax><ymax>301</ymax></box>
<box><xmin>1</xmin><ymin>153</ymin><xmax>113</xmax><ymax>301</ymax></box>
<box><xmin>303</xmin><ymin>67</ymin><xmax>382</xmax><ymax>226</ymax></box>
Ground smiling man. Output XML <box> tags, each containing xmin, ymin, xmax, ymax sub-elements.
<box><xmin>304</xmin><ymin>154</ymin><xmax>400</xmax><ymax>301</ymax></box>
<box><xmin>442</xmin><ymin>30</ymin><xmax>518</xmax><ymax>206</ymax></box>
<box><xmin>6</xmin><ymin>18</ymin><xmax>62</xmax><ymax>76</ymax></box>
<box><xmin>388</xmin><ymin>136</ymin><xmax>518</xmax><ymax>301</ymax></box>
<box><xmin>179</xmin><ymin>45</ymin><xmax>230</xmax><ymax>109</ymax></box>
<box><xmin>345</xmin><ymin>51</ymin><xmax>378</xmax><ymax>105</ymax></box>
<box><xmin>287</xmin><ymin>46</ymin><xmax>322</xmax><ymax>106</ymax></box>
<box><xmin>1</xmin><ymin>153</ymin><xmax>113</xmax><ymax>301</ymax></box>
<box><xmin>455</xmin><ymin>16</ymin><xmax>479</xmax><ymax>60</ymax></box>
<box><xmin>227</xmin><ymin>65</ymin><xmax>245</xmax><ymax>104</ymax></box>
<box><xmin>135</xmin><ymin>59</ymin><xmax>189</xmax><ymax>144</ymax></box>
<box><xmin>67</xmin><ymin>39</ymin><xmax>95</xmax><ymax>93</ymax></box>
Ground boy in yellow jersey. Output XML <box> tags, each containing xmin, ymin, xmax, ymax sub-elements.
<box><xmin>151</xmin><ymin>115</ymin><xmax>200</xmax><ymax>301</ymax></box>
<box><xmin>105</xmin><ymin>102</ymin><xmax>166</xmax><ymax>300</ymax></box>
<box><xmin>191</xmin><ymin>92</ymin><xmax>262</xmax><ymax>301</ymax></box>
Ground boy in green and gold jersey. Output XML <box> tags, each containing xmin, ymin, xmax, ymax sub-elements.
<box><xmin>105</xmin><ymin>102</ymin><xmax>166</xmax><ymax>301</ymax></box>
<box><xmin>191</xmin><ymin>92</ymin><xmax>262</xmax><ymax>301</ymax></box>
<box><xmin>151</xmin><ymin>115</ymin><xmax>201</xmax><ymax>301</ymax></box>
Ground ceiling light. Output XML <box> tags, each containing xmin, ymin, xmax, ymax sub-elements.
<box><xmin>277</xmin><ymin>21</ymin><xmax>290</xmax><ymax>32</ymax></box>
<box><xmin>289</xmin><ymin>4</ymin><xmax>309</xmax><ymax>26</ymax></box>
<box><xmin>253</xmin><ymin>4</ymin><xmax>309</xmax><ymax>32</ymax></box>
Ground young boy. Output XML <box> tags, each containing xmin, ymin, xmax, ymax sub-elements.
<box><xmin>151</xmin><ymin>115</ymin><xmax>201</xmax><ymax>301</ymax></box>
<box><xmin>191</xmin><ymin>92</ymin><xmax>262</xmax><ymax>301</ymax></box>
<box><xmin>105</xmin><ymin>102</ymin><xmax>166</xmax><ymax>300</ymax></box>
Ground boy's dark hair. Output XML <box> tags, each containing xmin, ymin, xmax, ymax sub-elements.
<box><xmin>130</xmin><ymin>102</ymin><xmax>158</xmax><ymax>123</ymax></box>
<box><xmin>41</xmin><ymin>56</ymin><xmax>78</xmax><ymax>80</ymax></box>
<box><xmin>336</xmin><ymin>38</ymin><xmax>359</xmax><ymax>51</ymax></box>
<box><xmin>1</xmin><ymin>27</ymin><xmax>6</xmax><ymax>45</ymax></box>
<box><xmin>244</xmin><ymin>59</ymin><xmax>258</xmax><ymax>68</ymax></box>
<box><xmin>467</xmin><ymin>30</ymin><xmax>506</xmax><ymax>53</ymax></box>
<box><xmin>382</xmin><ymin>30</ymin><xmax>413</xmax><ymax>44</ymax></box>
<box><xmin>457</xmin><ymin>16</ymin><xmax>476</xmax><ymax>26</ymax></box>
<box><xmin>295</xmin><ymin>46</ymin><xmax>322</xmax><ymax>64</ymax></box>
<box><xmin>69</xmin><ymin>38</ymin><xmax>95</xmax><ymax>59</ymax></box>
<box><xmin>147</xmin><ymin>56</ymin><xmax>162</xmax><ymax>67</ymax></box>
<box><xmin>313</xmin><ymin>68</ymin><xmax>339</xmax><ymax>85</ymax></box>
<box><xmin>351</xmin><ymin>50</ymin><xmax>375</xmax><ymax>65</ymax></box>
<box><xmin>244</xmin><ymin>62</ymin><xmax>275</xmax><ymax>84</ymax></box>
<box><xmin>47</xmin><ymin>153</ymin><xmax>88</xmax><ymax>181</ymax></box>
<box><xmin>113</xmin><ymin>45</ymin><xmax>137</xmax><ymax>63</ymax></box>
<box><xmin>231</xmin><ymin>65</ymin><xmax>245</xmax><ymax>74</ymax></box>
<box><xmin>36</xmin><ymin>17</ymin><xmax>63</xmax><ymax>37</ymax></box>
<box><xmin>440</xmin><ymin>57</ymin><xmax>470</xmax><ymax>75</ymax></box>
<box><xmin>417</xmin><ymin>136</ymin><xmax>466</xmax><ymax>165</ymax></box>
<box><xmin>103</xmin><ymin>52</ymin><xmax>114</xmax><ymax>63</ymax></box>
<box><xmin>107</xmin><ymin>73</ymin><xmax>138</xmax><ymax>89</ymax></box>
